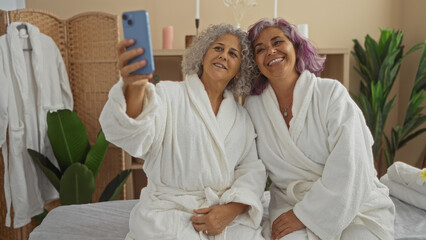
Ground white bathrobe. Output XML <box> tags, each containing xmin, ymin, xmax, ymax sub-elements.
<box><xmin>99</xmin><ymin>74</ymin><xmax>266</xmax><ymax>240</ymax></box>
<box><xmin>0</xmin><ymin>22</ymin><xmax>74</xmax><ymax>228</ymax></box>
<box><xmin>244</xmin><ymin>71</ymin><xmax>395</xmax><ymax>240</ymax></box>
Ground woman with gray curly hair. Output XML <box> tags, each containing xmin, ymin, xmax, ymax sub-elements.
<box><xmin>100</xmin><ymin>24</ymin><xmax>266</xmax><ymax>240</ymax></box>
<box><xmin>182</xmin><ymin>24</ymin><xmax>255</xmax><ymax>96</ymax></box>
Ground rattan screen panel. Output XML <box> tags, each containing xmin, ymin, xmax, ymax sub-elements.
<box><xmin>66</xmin><ymin>12</ymin><xmax>122</xmax><ymax>201</ymax></box>
<box><xmin>0</xmin><ymin>11</ymin><xmax>7</xmax><ymax>35</ymax></box>
<box><xmin>67</xmin><ymin>13</ymin><xmax>118</xmax><ymax>62</ymax></box>
<box><xmin>67</xmin><ymin>12</ymin><xmax>119</xmax><ymax>143</ymax></box>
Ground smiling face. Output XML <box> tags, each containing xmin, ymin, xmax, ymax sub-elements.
<box><xmin>200</xmin><ymin>33</ymin><xmax>242</xmax><ymax>86</ymax></box>
<box><xmin>253</xmin><ymin>27</ymin><xmax>299</xmax><ymax>82</ymax></box>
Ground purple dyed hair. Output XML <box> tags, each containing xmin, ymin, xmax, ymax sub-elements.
<box><xmin>247</xmin><ymin>18</ymin><xmax>326</xmax><ymax>95</ymax></box>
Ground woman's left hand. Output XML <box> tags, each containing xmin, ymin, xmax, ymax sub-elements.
<box><xmin>191</xmin><ymin>202</ymin><xmax>248</xmax><ymax>236</ymax></box>
<box><xmin>271</xmin><ymin>209</ymin><xmax>305</xmax><ymax>239</ymax></box>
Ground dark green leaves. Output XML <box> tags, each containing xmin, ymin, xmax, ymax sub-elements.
<box><xmin>47</xmin><ymin>110</ymin><xmax>90</xmax><ymax>172</ymax></box>
<box><xmin>99</xmin><ymin>170</ymin><xmax>132</xmax><ymax>202</ymax></box>
<box><xmin>60</xmin><ymin>163</ymin><xmax>95</xmax><ymax>205</ymax></box>
<box><xmin>28</xmin><ymin>109</ymin><xmax>132</xmax><ymax>222</ymax></box>
<box><xmin>85</xmin><ymin>130</ymin><xmax>109</xmax><ymax>178</ymax></box>
<box><xmin>27</xmin><ymin>149</ymin><xmax>61</xmax><ymax>191</ymax></box>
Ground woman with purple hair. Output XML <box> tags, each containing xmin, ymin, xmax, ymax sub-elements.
<box><xmin>245</xmin><ymin>18</ymin><xmax>395</xmax><ymax>240</ymax></box>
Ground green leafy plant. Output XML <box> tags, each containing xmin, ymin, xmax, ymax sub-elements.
<box><xmin>28</xmin><ymin>109</ymin><xmax>131</xmax><ymax>210</ymax></box>
<box><xmin>352</xmin><ymin>29</ymin><xmax>426</xmax><ymax>167</ymax></box>
<box><xmin>384</xmin><ymin>44</ymin><xmax>426</xmax><ymax>166</ymax></box>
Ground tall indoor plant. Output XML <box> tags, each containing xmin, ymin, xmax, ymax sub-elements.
<box><xmin>352</xmin><ymin>29</ymin><xmax>426</xmax><ymax>168</ymax></box>
<box><xmin>384</xmin><ymin>44</ymin><xmax>426</xmax><ymax>166</ymax></box>
<box><xmin>28</xmin><ymin>110</ymin><xmax>131</xmax><ymax>219</ymax></box>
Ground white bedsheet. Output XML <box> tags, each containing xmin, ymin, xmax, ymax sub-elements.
<box><xmin>29</xmin><ymin>193</ymin><xmax>426</xmax><ymax>240</ymax></box>
<box><xmin>29</xmin><ymin>200</ymin><xmax>137</xmax><ymax>240</ymax></box>
<box><xmin>392</xmin><ymin>197</ymin><xmax>426</xmax><ymax>240</ymax></box>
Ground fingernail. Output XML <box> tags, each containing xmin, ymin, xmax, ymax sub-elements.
<box><xmin>140</xmin><ymin>60</ymin><xmax>146</xmax><ymax>65</ymax></box>
<box><xmin>128</xmin><ymin>39</ymin><xmax>134</xmax><ymax>43</ymax></box>
<box><xmin>137</xmin><ymin>48</ymin><xmax>143</xmax><ymax>53</ymax></box>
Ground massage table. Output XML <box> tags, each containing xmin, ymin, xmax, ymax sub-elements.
<box><xmin>29</xmin><ymin>192</ymin><xmax>426</xmax><ymax>240</ymax></box>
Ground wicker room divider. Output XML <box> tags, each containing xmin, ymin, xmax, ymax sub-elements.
<box><xmin>0</xmin><ymin>9</ymin><xmax>129</xmax><ymax>240</ymax></box>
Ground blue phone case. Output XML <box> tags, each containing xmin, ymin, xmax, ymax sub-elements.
<box><xmin>122</xmin><ymin>10</ymin><xmax>155</xmax><ymax>75</ymax></box>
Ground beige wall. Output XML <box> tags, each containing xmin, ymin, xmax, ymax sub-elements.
<box><xmin>25</xmin><ymin>0</ymin><xmax>404</xmax><ymax>50</ymax></box>
<box><xmin>395</xmin><ymin>0</ymin><xmax>426</xmax><ymax>167</ymax></box>
<box><xmin>25</xmin><ymin>0</ymin><xmax>425</xmax><ymax>167</ymax></box>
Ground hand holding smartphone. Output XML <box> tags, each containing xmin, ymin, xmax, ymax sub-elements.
<box><xmin>122</xmin><ymin>10</ymin><xmax>155</xmax><ymax>75</ymax></box>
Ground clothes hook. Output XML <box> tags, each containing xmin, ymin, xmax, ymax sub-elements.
<box><xmin>15</xmin><ymin>10</ymin><xmax>29</xmax><ymax>40</ymax></box>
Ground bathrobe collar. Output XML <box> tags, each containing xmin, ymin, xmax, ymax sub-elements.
<box><xmin>7</xmin><ymin>22</ymin><xmax>44</xmax><ymax>104</ymax></box>
<box><xmin>261</xmin><ymin>70</ymin><xmax>323</xmax><ymax>175</ymax></box>
<box><xmin>290</xmin><ymin>70</ymin><xmax>316</xmax><ymax>140</ymax></box>
<box><xmin>185</xmin><ymin>74</ymin><xmax>236</xmax><ymax>181</ymax></box>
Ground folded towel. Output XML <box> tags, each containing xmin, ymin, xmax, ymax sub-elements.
<box><xmin>387</xmin><ymin>161</ymin><xmax>426</xmax><ymax>195</ymax></box>
<box><xmin>380</xmin><ymin>174</ymin><xmax>426</xmax><ymax>210</ymax></box>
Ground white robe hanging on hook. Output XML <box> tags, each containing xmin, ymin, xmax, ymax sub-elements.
<box><xmin>0</xmin><ymin>22</ymin><xmax>73</xmax><ymax>228</ymax></box>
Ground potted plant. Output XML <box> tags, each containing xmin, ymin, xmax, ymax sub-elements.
<box><xmin>28</xmin><ymin>109</ymin><xmax>131</xmax><ymax>221</ymax></box>
<box><xmin>352</xmin><ymin>29</ymin><xmax>426</xmax><ymax>172</ymax></box>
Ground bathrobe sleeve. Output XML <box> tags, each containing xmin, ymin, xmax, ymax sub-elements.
<box><xmin>0</xmin><ymin>52</ymin><xmax>8</xmax><ymax>145</ymax></box>
<box><xmin>0</xmin><ymin>40</ymin><xmax>12</xmax><ymax>227</ymax></box>
<box><xmin>220</xmin><ymin>112</ymin><xmax>267</xmax><ymax>228</ymax></box>
<box><xmin>99</xmin><ymin>79</ymin><xmax>166</xmax><ymax>160</ymax></box>
<box><xmin>293</xmin><ymin>82</ymin><xmax>376</xmax><ymax>239</ymax></box>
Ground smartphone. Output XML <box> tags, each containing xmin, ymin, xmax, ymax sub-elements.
<box><xmin>122</xmin><ymin>10</ymin><xmax>155</xmax><ymax>75</ymax></box>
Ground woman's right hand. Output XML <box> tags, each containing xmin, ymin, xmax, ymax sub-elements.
<box><xmin>117</xmin><ymin>39</ymin><xmax>152</xmax><ymax>87</ymax></box>
<box><xmin>117</xmin><ymin>39</ymin><xmax>153</xmax><ymax>118</ymax></box>
<box><xmin>271</xmin><ymin>209</ymin><xmax>305</xmax><ymax>239</ymax></box>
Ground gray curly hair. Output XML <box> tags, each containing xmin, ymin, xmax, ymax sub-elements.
<box><xmin>181</xmin><ymin>24</ymin><xmax>256</xmax><ymax>96</ymax></box>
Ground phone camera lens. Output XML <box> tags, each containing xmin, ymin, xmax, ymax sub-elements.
<box><xmin>127</xmin><ymin>20</ymin><xmax>133</xmax><ymax>26</ymax></box>
<box><xmin>122</xmin><ymin>14</ymin><xmax>128</xmax><ymax>20</ymax></box>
